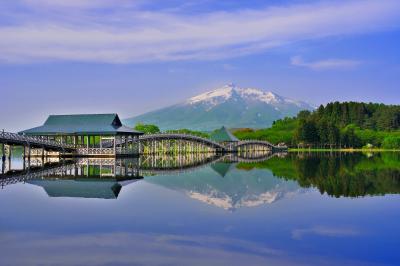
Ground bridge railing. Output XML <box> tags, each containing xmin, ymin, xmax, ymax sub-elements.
<box><xmin>0</xmin><ymin>131</ymin><xmax>75</xmax><ymax>150</ymax></box>
<box><xmin>138</xmin><ymin>133</ymin><xmax>226</xmax><ymax>149</ymax></box>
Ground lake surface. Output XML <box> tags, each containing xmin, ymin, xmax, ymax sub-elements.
<box><xmin>0</xmin><ymin>152</ymin><xmax>399</xmax><ymax>266</ymax></box>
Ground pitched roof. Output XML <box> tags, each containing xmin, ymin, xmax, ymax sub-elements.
<box><xmin>20</xmin><ymin>113</ymin><xmax>143</xmax><ymax>135</ymax></box>
<box><xmin>211</xmin><ymin>162</ymin><xmax>234</xmax><ymax>177</ymax></box>
<box><xmin>209</xmin><ymin>126</ymin><xmax>238</xmax><ymax>142</ymax></box>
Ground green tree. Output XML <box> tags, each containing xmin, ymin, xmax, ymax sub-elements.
<box><xmin>134</xmin><ymin>123</ymin><xmax>160</xmax><ymax>134</ymax></box>
<box><xmin>296</xmin><ymin>119</ymin><xmax>319</xmax><ymax>145</ymax></box>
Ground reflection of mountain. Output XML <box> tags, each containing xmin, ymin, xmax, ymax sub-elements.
<box><xmin>145</xmin><ymin>163</ymin><xmax>302</xmax><ymax>210</ymax></box>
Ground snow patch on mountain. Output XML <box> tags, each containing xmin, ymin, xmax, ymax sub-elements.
<box><xmin>186</xmin><ymin>83</ymin><xmax>309</xmax><ymax>108</ymax></box>
<box><xmin>188</xmin><ymin>84</ymin><xmax>233</xmax><ymax>105</ymax></box>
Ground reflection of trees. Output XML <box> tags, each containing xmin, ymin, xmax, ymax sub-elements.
<box><xmin>237</xmin><ymin>152</ymin><xmax>400</xmax><ymax>197</ymax></box>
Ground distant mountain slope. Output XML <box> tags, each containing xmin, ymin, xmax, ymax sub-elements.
<box><xmin>124</xmin><ymin>84</ymin><xmax>313</xmax><ymax>131</ymax></box>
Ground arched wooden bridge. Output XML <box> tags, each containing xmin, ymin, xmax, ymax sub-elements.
<box><xmin>136</xmin><ymin>133</ymin><xmax>226</xmax><ymax>153</ymax></box>
<box><xmin>134</xmin><ymin>133</ymin><xmax>286</xmax><ymax>154</ymax></box>
<box><xmin>1</xmin><ymin>131</ymin><xmax>286</xmax><ymax>158</ymax></box>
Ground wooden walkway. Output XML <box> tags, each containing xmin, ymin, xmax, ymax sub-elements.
<box><xmin>0</xmin><ymin>131</ymin><xmax>75</xmax><ymax>153</ymax></box>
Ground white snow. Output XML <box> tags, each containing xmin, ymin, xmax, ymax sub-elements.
<box><xmin>186</xmin><ymin>83</ymin><xmax>310</xmax><ymax>109</ymax></box>
<box><xmin>188</xmin><ymin>84</ymin><xmax>234</xmax><ymax>105</ymax></box>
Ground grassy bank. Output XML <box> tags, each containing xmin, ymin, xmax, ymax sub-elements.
<box><xmin>288</xmin><ymin>148</ymin><xmax>400</xmax><ymax>152</ymax></box>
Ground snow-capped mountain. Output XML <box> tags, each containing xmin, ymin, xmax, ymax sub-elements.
<box><xmin>187</xmin><ymin>83</ymin><xmax>310</xmax><ymax>109</ymax></box>
<box><xmin>124</xmin><ymin>84</ymin><xmax>313</xmax><ymax>130</ymax></box>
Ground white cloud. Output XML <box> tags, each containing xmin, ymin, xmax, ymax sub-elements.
<box><xmin>291</xmin><ymin>56</ymin><xmax>362</xmax><ymax>70</ymax></box>
<box><xmin>0</xmin><ymin>0</ymin><xmax>399</xmax><ymax>63</ymax></box>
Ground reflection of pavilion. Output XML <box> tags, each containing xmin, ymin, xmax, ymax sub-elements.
<box><xmin>2</xmin><ymin>158</ymin><xmax>143</xmax><ymax>199</ymax></box>
<box><xmin>28</xmin><ymin>178</ymin><xmax>132</xmax><ymax>199</ymax></box>
<box><xmin>210</xmin><ymin>162</ymin><xmax>234</xmax><ymax>177</ymax></box>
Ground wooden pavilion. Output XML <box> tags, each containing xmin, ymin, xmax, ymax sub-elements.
<box><xmin>19</xmin><ymin>114</ymin><xmax>143</xmax><ymax>156</ymax></box>
<box><xmin>209</xmin><ymin>126</ymin><xmax>239</xmax><ymax>151</ymax></box>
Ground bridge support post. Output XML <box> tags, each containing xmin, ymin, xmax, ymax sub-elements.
<box><xmin>1</xmin><ymin>143</ymin><xmax>5</xmax><ymax>163</ymax></box>
<box><xmin>41</xmin><ymin>147</ymin><xmax>45</xmax><ymax>165</ymax></box>
<box><xmin>8</xmin><ymin>145</ymin><xmax>12</xmax><ymax>161</ymax></box>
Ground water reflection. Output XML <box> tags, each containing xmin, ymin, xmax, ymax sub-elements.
<box><xmin>237</xmin><ymin>152</ymin><xmax>400</xmax><ymax>198</ymax></box>
<box><xmin>1</xmin><ymin>152</ymin><xmax>400</xmax><ymax>201</ymax></box>
<box><xmin>1</xmin><ymin>152</ymin><xmax>400</xmax><ymax>265</ymax></box>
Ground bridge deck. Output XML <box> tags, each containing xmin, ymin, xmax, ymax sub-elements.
<box><xmin>0</xmin><ymin>131</ymin><xmax>75</xmax><ymax>152</ymax></box>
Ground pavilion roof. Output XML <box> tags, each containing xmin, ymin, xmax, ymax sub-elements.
<box><xmin>27</xmin><ymin>179</ymin><xmax>123</xmax><ymax>199</ymax></box>
<box><xmin>209</xmin><ymin>126</ymin><xmax>239</xmax><ymax>142</ymax></box>
<box><xmin>19</xmin><ymin>113</ymin><xmax>143</xmax><ymax>135</ymax></box>
<box><xmin>211</xmin><ymin>162</ymin><xmax>234</xmax><ymax>177</ymax></box>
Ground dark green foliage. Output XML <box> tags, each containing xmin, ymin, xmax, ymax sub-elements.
<box><xmin>295</xmin><ymin>119</ymin><xmax>319</xmax><ymax>144</ymax></box>
<box><xmin>382</xmin><ymin>136</ymin><xmax>400</xmax><ymax>149</ymax></box>
<box><xmin>237</xmin><ymin>152</ymin><xmax>400</xmax><ymax>198</ymax></box>
<box><xmin>317</xmin><ymin>102</ymin><xmax>400</xmax><ymax>131</ymax></box>
<box><xmin>134</xmin><ymin>123</ymin><xmax>160</xmax><ymax>134</ymax></box>
<box><xmin>232</xmin><ymin>117</ymin><xmax>298</xmax><ymax>145</ymax></box>
<box><xmin>233</xmin><ymin>101</ymin><xmax>400</xmax><ymax>148</ymax></box>
<box><xmin>295</xmin><ymin>102</ymin><xmax>400</xmax><ymax>147</ymax></box>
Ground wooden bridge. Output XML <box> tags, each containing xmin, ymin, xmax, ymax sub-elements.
<box><xmin>136</xmin><ymin>133</ymin><xmax>227</xmax><ymax>154</ymax></box>
<box><xmin>135</xmin><ymin>133</ymin><xmax>286</xmax><ymax>154</ymax></box>
<box><xmin>0</xmin><ymin>131</ymin><xmax>75</xmax><ymax>160</ymax></box>
<box><xmin>1</xmin><ymin>130</ymin><xmax>286</xmax><ymax>160</ymax></box>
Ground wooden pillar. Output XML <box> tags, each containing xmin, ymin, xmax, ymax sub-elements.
<box><xmin>113</xmin><ymin>135</ymin><xmax>116</xmax><ymax>156</ymax></box>
<box><xmin>125</xmin><ymin>135</ymin><xmax>128</xmax><ymax>154</ymax></box>
<box><xmin>8</xmin><ymin>146</ymin><xmax>12</xmax><ymax>171</ymax></box>
<box><xmin>41</xmin><ymin>147</ymin><xmax>45</xmax><ymax>164</ymax></box>
<box><xmin>8</xmin><ymin>145</ymin><xmax>12</xmax><ymax>160</ymax></box>
<box><xmin>1</xmin><ymin>143</ymin><xmax>5</xmax><ymax>162</ymax></box>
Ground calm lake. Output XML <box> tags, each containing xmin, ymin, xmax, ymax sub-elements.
<box><xmin>0</xmin><ymin>152</ymin><xmax>399</xmax><ymax>266</ymax></box>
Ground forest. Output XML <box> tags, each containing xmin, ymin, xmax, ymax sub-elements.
<box><xmin>233</xmin><ymin>102</ymin><xmax>400</xmax><ymax>149</ymax></box>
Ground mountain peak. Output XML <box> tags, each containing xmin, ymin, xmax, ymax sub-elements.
<box><xmin>124</xmin><ymin>84</ymin><xmax>314</xmax><ymax>131</ymax></box>
<box><xmin>187</xmin><ymin>84</ymin><xmax>236</xmax><ymax>105</ymax></box>
<box><xmin>187</xmin><ymin>84</ymin><xmax>283</xmax><ymax>106</ymax></box>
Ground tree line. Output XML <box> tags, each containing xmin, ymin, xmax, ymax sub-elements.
<box><xmin>295</xmin><ymin>102</ymin><xmax>400</xmax><ymax>148</ymax></box>
<box><xmin>233</xmin><ymin>102</ymin><xmax>400</xmax><ymax>149</ymax></box>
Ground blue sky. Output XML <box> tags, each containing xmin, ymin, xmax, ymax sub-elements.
<box><xmin>1</xmin><ymin>0</ymin><xmax>400</xmax><ymax>131</ymax></box>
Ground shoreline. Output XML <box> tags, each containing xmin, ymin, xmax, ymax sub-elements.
<box><xmin>288</xmin><ymin>148</ymin><xmax>400</xmax><ymax>152</ymax></box>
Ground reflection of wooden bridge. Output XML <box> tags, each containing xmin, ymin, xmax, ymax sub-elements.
<box><xmin>0</xmin><ymin>152</ymin><xmax>286</xmax><ymax>187</ymax></box>
<box><xmin>0</xmin><ymin>158</ymin><xmax>142</xmax><ymax>188</ymax></box>
<box><xmin>138</xmin><ymin>152</ymin><xmax>282</xmax><ymax>175</ymax></box>
<box><xmin>0</xmin><ymin>162</ymin><xmax>76</xmax><ymax>188</ymax></box>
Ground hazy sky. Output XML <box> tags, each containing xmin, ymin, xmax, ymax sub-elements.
<box><xmin>1</xmin><ymin>0</ymin><xmax>400</xmax><ymax>131</ymax></box>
